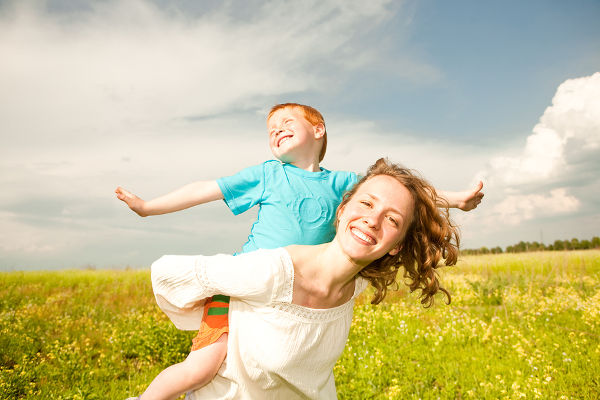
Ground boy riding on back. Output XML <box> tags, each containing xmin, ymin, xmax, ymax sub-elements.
<box><xmin>117</xmin><ymin>103</ymin><xmax>483</xmax><ymax>400</ymax></box>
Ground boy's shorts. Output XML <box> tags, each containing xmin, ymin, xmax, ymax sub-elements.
<box><xmin>190</xmin><ymin>295</ymin><xmax>230</xmax><ymax>351</ymax></box>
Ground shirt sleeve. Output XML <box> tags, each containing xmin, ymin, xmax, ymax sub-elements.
<box><xmin>334</xmin><ymin>170</ymin><xmax>359</xmax><ymax>194</ymax></box>
<box><xmin>347</xmin><ymin>171</ymin><xmax>359</xmax><ymax>189</ymax></box>
<box><xmin>216</xmin><ymin>163</ymin><xmax>266</xmax><ymax>215</ymax></box>
<box><xmin>151</xmin><ymin>249</ymin><xmax>292</xmax><ymax>330</ymax></box>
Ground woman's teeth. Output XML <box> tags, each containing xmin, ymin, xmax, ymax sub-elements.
<box><xmin>351</xmin><ymin>228</ymin><xmax>375</xmax><ymax>244</ymax></box>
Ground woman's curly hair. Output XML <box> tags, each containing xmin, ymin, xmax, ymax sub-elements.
<box><xmin>337</xmin><ymin>158</ymin><xmax>460</xmax><ymax>307</ymax></box>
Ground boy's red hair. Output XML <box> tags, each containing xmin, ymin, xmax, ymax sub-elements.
<box><xmin>268</xmin><ymin>103</ymin><xmax>328</xmax><ymax>162</ymax></box>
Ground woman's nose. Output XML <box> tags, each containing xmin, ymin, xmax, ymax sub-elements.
<box><xmin>362</xmin><ymin>213</ymin><xmax>380</xmax><ymax>229</ymax></box>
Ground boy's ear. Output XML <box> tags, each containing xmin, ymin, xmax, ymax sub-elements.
<box><xmin>313</xmin><ymin>123</ymin><xmax>325</xmax><ymax>139</ymax></box>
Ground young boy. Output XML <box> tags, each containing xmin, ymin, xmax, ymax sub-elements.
<box><xmin>117</xmin><ymin>103</ymin><xmax>483</xmax><ymax>400</ymax></box>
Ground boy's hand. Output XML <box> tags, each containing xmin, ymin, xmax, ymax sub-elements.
<box><xmin>115</xmin><ymin>187</ymin><xmax>148</xmax><ymax>217</ymax></box>
<box><xmin>456</xmin><ymin>181</ymin><xmax>484</xmax><ymax>211</ymax></box>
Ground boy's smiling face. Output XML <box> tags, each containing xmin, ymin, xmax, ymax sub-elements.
<box><xmin>267</xmin><ymin>107</ymin><xmax>324</xmax><ymax>164</ymax></box>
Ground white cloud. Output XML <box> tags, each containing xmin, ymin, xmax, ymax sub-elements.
<box><xmin>325</xmin><ymin>117</ymin><xmax>489</xmax><ymax>190</ymax></box>
<box><xmin>0</xmin><ymin>0</ymin><xmax>415</xmax><ymax>183</ymax></box>
<box><xmin>0</xmin><ymin>0</ymin><xmax>401</xmax><ymax>147</ymax></box>
<box><xmin>470</xmin><ymin>72</ymin><xmax>600</xmax><ymax>231</ymax></box>
<box><xmin>1</xmin><ymin>0</ymin><xmax>440</xmax><ymax>268</ymax></box>
<box><xmin>489</xmin><ymin>188</ymin><xmax>580</xmax><ymax>226</ymax></box>
<box><xmin>0</xmin><ymin>211</ymin><xmax>73</xmax><ymax>255</ymax></box>
<box><xmin>2</xmin><ymin>1</ymin><xmax>595</xmax><ymax>267</ymax></box>
<box><xmin>487</xmin><ymin>127</ymin><xmax>564</xmax><ymax>184</ymax></box>
<box><xmin>479</xmin><ymin>72</ymin><xmax>600</xmax><ymax>186</ymax></box>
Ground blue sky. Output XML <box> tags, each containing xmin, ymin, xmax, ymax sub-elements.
<box><xmin>326</xmin><ymin>0</ymin><xmax>600</xmax><ymax>141</ymax></box>
<box><xmin>1</xmin><ymin>0</ymin><xmax>599</xmax><ymax>269</ymax></box>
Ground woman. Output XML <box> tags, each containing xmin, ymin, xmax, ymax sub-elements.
<box><xmin>151</xmin><ymin>158</ymin><xmax>459</xmax><ymax>399</ymax></box>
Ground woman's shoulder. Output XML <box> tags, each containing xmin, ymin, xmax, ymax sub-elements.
<box><xmin>239</xmin><ymin>247</ymin><xmax>292</xmax><ymax>264</ymax></box>
<box><xmin>236</xmin><ymin>248</ymin><xmax>294</xmax><ymax>303</ymax></box>
<box><xmin>284</xmin><ymin>244</ymin><xmax>311</xmax><ymax>256</ymax></box>
<box><xmin>284</xmin><ymin>244</ymin><xmax>323</xmax><ymax>264</ymax></box>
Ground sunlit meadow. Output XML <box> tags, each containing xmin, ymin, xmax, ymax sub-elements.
<box><xmin>1</xmin><ymin>250</ymin><xmax>599</xmax><ymax>399</ymax></box>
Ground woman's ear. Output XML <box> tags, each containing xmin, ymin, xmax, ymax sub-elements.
<box><xmin>388</xmin><ymin>243</ymin><xmax>402</xmax><ymax>256</ymax></box>
<box><xmin>335</xmin><ymin>203</ymin><xmax>346</xmax><ymax>226</ymax></box>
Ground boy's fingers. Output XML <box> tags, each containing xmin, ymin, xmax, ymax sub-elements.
<box><xmin>471</xmin><ymin>182</ymin><xmax>484</xmax><ymax>200</ymax></box>
<box><xmin>115</xmin><ymin>187</ymin><xmax>136</xmax><ymax>204</ymax></box>
<box><xmin>117</xmin><ymin>187</ymin><xmax>133</xmax><ymax>198</ymax></box>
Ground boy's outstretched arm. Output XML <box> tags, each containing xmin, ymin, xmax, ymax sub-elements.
<box><xmin>115</xmin><ymin>181</ymin><xmax>224</xmax><ymax>217</ymax></box>
<box><xmin>437</xmin><ymin>181</ymin><xmax>484</xmax><ymax>211</ymax></box>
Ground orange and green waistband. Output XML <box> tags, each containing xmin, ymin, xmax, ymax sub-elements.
<box><xmin>190</xmin><ymin>295</ymin><xmax>230</xmax><ymax>351</ymax></box>
<box><xmin>206</xmin><ymin>294</ymin><xmax>230</xmax><ymax>316</ymax></box>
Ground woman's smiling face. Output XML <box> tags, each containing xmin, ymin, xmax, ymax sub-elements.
<box><xmin>335</xmin><ymin>175</ymin><xmax>415</xmax><ymax>265</ymax></box>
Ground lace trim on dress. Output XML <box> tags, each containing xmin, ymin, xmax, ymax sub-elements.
<box><xmin>271</xmin><ymin>300</ymin><xmax>355</xmax><ymax>323</ymax></box>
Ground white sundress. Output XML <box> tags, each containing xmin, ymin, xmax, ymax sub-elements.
<box><xmin>151</xmin><ymin>248</ymin><xmax>367</xmax><ymax>400</ymax></box>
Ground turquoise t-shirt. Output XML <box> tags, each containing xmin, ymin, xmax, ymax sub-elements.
<box><xmin>217</xmin><ymin>160</ymin><xmax>358</xmax><ymax>253</ymax></box>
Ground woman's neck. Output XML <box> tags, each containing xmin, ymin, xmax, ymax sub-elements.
<box><xmin>287</xmin><ymin>242</ymin><xmax>364</xmax><ymax>308</ymax></box>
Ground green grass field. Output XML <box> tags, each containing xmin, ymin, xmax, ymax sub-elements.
<box><xmin>1</xmin><ymin>251</ymin><xmax>599</xmax><ymax>399</ymax></box>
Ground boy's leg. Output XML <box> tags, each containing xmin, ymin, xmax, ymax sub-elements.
<box><xmin>140</xmin><ymin>296</ymin><xmax>230</xmax><ymax>400</ymax></box>
<box><xmin>140</xmin><ymin>334</ymin><xmax>228</xmax><ymax>400</ymax></box>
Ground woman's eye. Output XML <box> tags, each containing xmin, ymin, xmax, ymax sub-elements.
<box><xmin>388</xmin><ymin>216</ymin><xmax>398</xmax><ymax>226</ymax></box>
<box><xmin>360</xmin><ymin>201</ymin><xmax>371</xmax><ymax>207</ymax></box>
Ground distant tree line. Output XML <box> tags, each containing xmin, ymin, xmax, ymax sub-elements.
<box><xmin>461</xmin><ymin>236</ymin><xmax>600</xmax><ymax>255</ymax></box>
